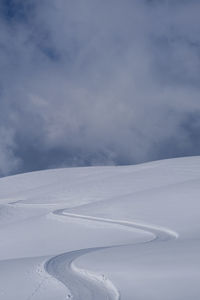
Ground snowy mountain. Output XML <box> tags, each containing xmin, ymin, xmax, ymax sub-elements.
<box><xmin>0</xmin><ymin>156</ymin><xmax>200</xmax><ymax>299</ymax></box>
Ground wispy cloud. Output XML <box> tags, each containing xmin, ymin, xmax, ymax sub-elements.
<box><xmin>0</xmin><ymin>0</ymin><xmax>200</xmax><ymax>176</ymax></box>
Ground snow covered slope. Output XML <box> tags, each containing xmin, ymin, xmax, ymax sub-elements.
<box><xmin>0</xmin><ymin>156</ymin><xmax>200</xmax><ymax>299</ymax></box>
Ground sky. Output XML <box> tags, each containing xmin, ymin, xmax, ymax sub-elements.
<box><xmin>0</xmin><ymin>0</ymin><xmax>200</xmax><ymax>176</ymax></box>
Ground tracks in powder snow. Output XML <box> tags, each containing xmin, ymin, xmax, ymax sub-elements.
<box><xmin>45</xmin><ymin>208</ymin><xmax>178</xmax><ymax>300</ymax></box>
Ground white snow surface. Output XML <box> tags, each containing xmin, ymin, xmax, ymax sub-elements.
<box><xmin>0</xmin><ymin>156</ymin><xmax>200</xmax><ymax>299</ymax></box>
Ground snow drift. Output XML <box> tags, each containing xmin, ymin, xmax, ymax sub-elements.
<box><xmin>0</xmin><ymin>156</ymin><xmax>200</xmax><ymax>299</ymax></box>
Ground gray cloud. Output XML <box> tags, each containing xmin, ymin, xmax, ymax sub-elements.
<box><xmin>0</xmin><ymin>0</ymin><xmax>200</xmax><ymax>176</ymax></box>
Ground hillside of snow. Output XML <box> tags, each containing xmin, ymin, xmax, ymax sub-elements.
<box><xmin>0</xmin><ymin>156</ymin><xmax>200</xmax><ymax>299</ymax></box>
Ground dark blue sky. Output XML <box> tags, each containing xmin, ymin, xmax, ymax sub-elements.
<box><xmin>0</xmin><ymin>0</ymin><xmax>200</xmax><ymax>176</ymax></box>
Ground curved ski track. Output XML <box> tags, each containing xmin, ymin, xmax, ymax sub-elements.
<box><xmin>45</xmin><ymin>208</ymin><xmax>178</xmax><ymax>300</ymax></box>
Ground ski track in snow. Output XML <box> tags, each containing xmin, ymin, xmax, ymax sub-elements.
<box><xmin>2</xmin><ymin>157</ymin><xmax>200</xmax><ymax>299</ymax></box>
<box><xmin>44</xmin><ymin>208</ymin><xmax>178</xmax><ymax>300</ymax></box>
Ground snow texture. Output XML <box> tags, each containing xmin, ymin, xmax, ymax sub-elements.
<box><xmin>0</xmin><ymin>156</ymin><xmax>200</xmax><ymax>299</ymax></box>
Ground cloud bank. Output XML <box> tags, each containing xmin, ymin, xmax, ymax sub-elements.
<box><xmin>0</xmin><ymin>0</ymin><xmax>200</xmax><ymax>176</ymax></box>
